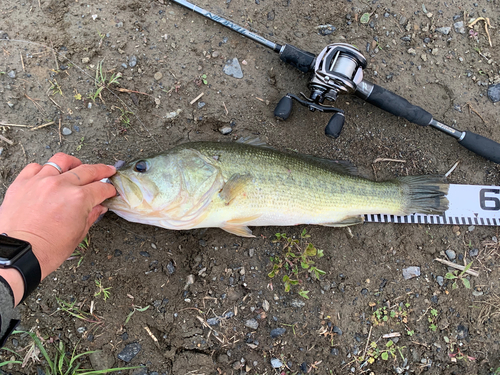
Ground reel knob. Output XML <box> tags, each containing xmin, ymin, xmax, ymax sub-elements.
<box><xmin>274</xmin><ymin>95</ymin><xmax>293</xmax><ymax>120</ymax></box>
<box><xmin>324</xmin><ymin>112</ymin><xmax>345</xmax><ymax>138</ymax></box>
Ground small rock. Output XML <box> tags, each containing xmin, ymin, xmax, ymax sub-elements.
<box><xmin>116</xmin><ymin>22</ymin><xmax>123</xmax><ymax>27</ymax></box>
<box><xmin>154</xmin><ymin>72</ymin><xmax>163</xmax><ymax>80</ymax></box>
<box><xmin>197</xmin><ymin>101</ymin><xmax>206</xmax><ymax>109</ymax></box>
<box><xmin>262</xmin><ymin>300</ymin><xmax>270</xmax><ymax>312</ymax></box>
<box><xmin>487</xmin><ymin>84</ymin><xmax>500</xmax><ymax>103</ymax></box>
<box><xmin>90</xmin><ymin>350</ymin><xmax>116</xmax><ymax>371</ymax></box>
<box><xmin>469</xmin><ymin>248</ymin><xmax>479</xmax><ymax>257</ymax></box>
<box><xmin>121</xmin><ymin>63</ymin><xmax>128</xmax><ymax>69</ymax></box>
<box><xmin>7</xmin><ymin>70</ymin><xmax>16</xmax><ymax>79</ymax></box>
<box><xmin>248</xmin><ymin>248</ymin><xmax>255</xmax><ymax>257</ymax></box>
<box><xmin>223</xmin><ymin>58</ymin><xmax>243</xmax><ymax>79</ymax></box>
<box><xmin>211</xmin><ymin>51</ymin><xmax>219</xmax><ymax>58</ymax></box>
<box><xmin>165</xmin><ymin>261</ymin><xmax>175</xmax><ymax>274</ymax></box>
<box><xmin>435</xmin><ymin>26</ymin><xmax>451</xmax><ymax>35</ymax></box>
<box><xmin>77</xmin><ymin>327</ymin><xmax>87</xmax><ymax>334</ymax></box>
<box><xmin>320</xmin><ymin>280</ymin><xmax>331</xmax><ymax>291</ymax></box>
<box><xmin>436</xmin><ymin>276</ymin><xmax>444</xmax><ymax>286</ymax></box>
<box><xmin>290</xmin><ymin>300</ymin><xmax>305</xmax><ymax>308</ymax></box>
<box><xmin>454</xmin><ymin>21</ymin><xmax>465</xmax><ymax>34</ymax></box>
<box><xmin>456</xmin><ymin>324</ymin><xmax>469</xmax><ymax>339</ymax></box>
<box><xmin>129</xmin><ymin>55</ymin><xmax>137</xmax><ymax>67</ymax></box>
<box><xmin>333</xmin><ymin>326</ymin><xmax>343</xmax><ymax>335</ymax></box>
<box><xmin>330</xmin><ymin>348</ymin><xmax>339</xmax><ymax>355</ymax></box>
<box><xmin>219</xmin><ymin>126</ymin><xmax>232</xmax><ymax>135</ymax></box>
<box><xmin>421</xmin><ymin>54</ymin><xmax>427</xmax><ymax>62</ymax></box>
<box><xmin>270</xmin><ymin>358</ymin><xmax>283</xmax><ymax>368</ymax></box>
<box><xmin>472</xmin><ymin>290</ymin><xmax>483</xmax><ymax>297</ymax></box>
<box><xmin>245</xmin><ymin>319</ymin><xmax>259</xmax><ymax>330</ymax></box>
<box><xmin>402</xmin><ymin>266</ymin><xmax>420</xmax><ymax>280</ymax></box>
<box><xmin>62</xmin><ymin>127</ymin><xmax>72</xmax><ymax>136</ymax></box>
<box><xmin>270</xmin><ymin>328</ymin><xmax>286</xmax><ymax>338</ymax></box>
<box><xmin>316</xmin><ymin>24</ymin><xmax>336</xmax><ymax>36</ymax></box>
<box><xmin>407</xmin><ymin>48</ymin><xmax>416</xmax><ymax>55</ymax></box>
<box><xmin>207</xmin><ymin>317</ymin><xmax>220</xmax><ymax>326</ymax></box>
<box><xmin>117</xmin><ymin>343</ymin><xmax>141</xmax><ymax>362</ymax></box>
<box><xmin>81</xmin><ymin>57</ymin><xmax>90</xmax><ymax>63</ymax></box>
<box><xmin>446</xmin><ymin>250</ymin><xmax>456</xmax><ymax>261</ymax></box>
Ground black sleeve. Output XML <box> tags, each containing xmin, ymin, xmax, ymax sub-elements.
<box><xmin>0</xmin><ymin>276</ymin><xmax>20</xmax><ymax>348</ymax></box>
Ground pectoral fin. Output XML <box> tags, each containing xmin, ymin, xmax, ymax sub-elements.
<box><xmin>321</xmin><ymin>215</ymin><xmax>364</xmax><ymax>227</ymax></box>
<box><xmin>221</xmin><ymin>225</ymin><xmax>255</xmax><ymax>237</ymax></box>
<box><xmin>219</xmin><ymin>173</ymin><xmax>253</xmax><ymax>205</ymax></box>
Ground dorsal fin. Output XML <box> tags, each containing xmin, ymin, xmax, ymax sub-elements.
<box><xmin>236</xmin><ymin>136</ymin><xmax>271</xmax><ymax>148</ymax></box>
<box><xmin>298</xmin><ymin>154</ymin><xmax>359</xmax><ymax>176</ymax></box>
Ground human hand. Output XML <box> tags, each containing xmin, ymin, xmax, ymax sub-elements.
<box><xmin>0</xmin><ymin>153</ymin><xmax>116</xmax><ymax>284</ymax></box>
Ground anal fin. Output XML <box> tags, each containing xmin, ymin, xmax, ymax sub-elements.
<box><xmin>321</xmin><ymin>215</ymin><xmax>364</xmax><ymax>227</ymax></box>
<box><xmin>221</xmin><ymin>225</ymin><xmax>255</xmax><ymax>237</ymax></box>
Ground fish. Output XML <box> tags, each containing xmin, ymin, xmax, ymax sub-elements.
<box><xmin>103</xmin><ymin>138</ymin><xmax>449</xmax><ymax>237</ymax></box>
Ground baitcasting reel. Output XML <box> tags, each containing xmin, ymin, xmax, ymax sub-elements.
<box><xmin>274</xmin><ymin>43</ymin><xmax>367</xmax><ymax>138</ymax></box>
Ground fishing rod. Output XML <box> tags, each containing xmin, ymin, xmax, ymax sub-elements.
<box><xmin>171</xmin><ymin>0</ymin><xmax>500</xmax><ymax>164</ymax></box>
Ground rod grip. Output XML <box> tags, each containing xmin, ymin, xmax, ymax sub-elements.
<box><xmin>279</xmin><ymin>44</ymin><xmax>316</xmax><ymax>73</ymax></box>
<box><xmin>363</xmin><ymin>84</ymin><xmax>433</xmax><ymax>126</ymax></box>
<box><xmin>458</xmin><ymin>131</ymin><xmax>500</xmax><ymax>164</ymax></box>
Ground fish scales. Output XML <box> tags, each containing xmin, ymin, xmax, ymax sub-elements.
<box><xmin>104</xmin><ymin>140</ymin><xmax>449</xmax><ymax>237</ymax></box>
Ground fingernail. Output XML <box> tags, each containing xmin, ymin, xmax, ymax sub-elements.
<box><xmin>107</xmin><ymin>165</ymin><xmax>117</xmax><ymax>172</ymax></box>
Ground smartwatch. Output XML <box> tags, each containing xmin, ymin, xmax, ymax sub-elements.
<box><xmin>0</xmin><ymin>234</ymin><xmax>41</xmax><ymax>303</ymax></box>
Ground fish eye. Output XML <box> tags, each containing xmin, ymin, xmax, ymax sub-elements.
<box><xmin>134</xmin><ymin>160</ymin><xmax>149</xmax><ymax>173</ymax></box>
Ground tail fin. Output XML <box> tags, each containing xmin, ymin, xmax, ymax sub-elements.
<box><xmin>397</xmin><ymin>175</ymin><xmax>449</xmax><ymax>215</ymax></box>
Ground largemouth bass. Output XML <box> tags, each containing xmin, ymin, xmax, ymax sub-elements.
<box><xmin>104</xmin><ymin>139</ymin><xmax>449</xmax><ymax>237</ymax></box>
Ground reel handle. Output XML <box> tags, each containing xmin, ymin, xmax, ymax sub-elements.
<box><xmin>274</xmin><ymin>95</ymin><xmax>293</xmax><ymax>120</ymax></box>
<box><xmin>325</xmin><ymin>113</ymin><xmax>345</xmax><ymax>138</ymax></box>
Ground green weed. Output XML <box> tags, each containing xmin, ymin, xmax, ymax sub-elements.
<box><xmin>268</xmin><ymin>229</ymin><xmax>325</xmax><ymax>298</ymax></box>
<box><xmin>88</xmin><ymin>60</ymin><xmax>121</xmax><ymax>102</ymax></box>
<box><xmin>94</xmin><ymin>279</ymin><xmax>111</xmax><ymax>301</ymax></box>
<box><xmin>124</xmin><ymin>305</ymin><xmax>151</xmax><ymax>325</ymax></box>
<box><xmin>0</xmin><ymin>330</ymin><xmax>137</xmax><ymax>374</ymax></box>
<box><xmin>445</xmin><ymin>262</ymin><xmax>473</xmax><ymax>290</ymax></box>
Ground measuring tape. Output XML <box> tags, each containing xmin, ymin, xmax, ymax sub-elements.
<box><xmin>364</xmin><ymin>185</ymin><xmax>500</xmax><ymax>226</ymax></box>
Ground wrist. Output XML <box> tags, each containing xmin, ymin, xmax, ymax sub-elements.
<box><xmin>0</xmin><ymin>268</ymin><xmax>25</xmax><ymax>306</ymax></box>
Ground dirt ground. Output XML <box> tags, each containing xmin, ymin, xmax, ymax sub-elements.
<box><xmin>1</xmin><ymin>0</ymin><xmax>500</xmax><ymax>374</ymax></box>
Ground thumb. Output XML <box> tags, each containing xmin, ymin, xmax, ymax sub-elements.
<box><xmin>87</xmin><ymin>205</ymin><xmax>108</xmax><ymax>228</ymax></box>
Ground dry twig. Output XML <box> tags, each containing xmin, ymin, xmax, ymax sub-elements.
<box><xmin>30</xmin><ymin>121</ymin><xmax>55</xmax><ymax>131</ymax></box>
<box><xmin>434</xmin><ymin>258</ymin><xmax>479</xmax><ymax>277</ymax></box>
<box><xmin>190</xmin><ymin>92</ymin><xmax>204</xmax><ymax>105</ymax></box>
<box><xmin>0</xmin><ymin>134</ymin><xmax>14</xmax><ymax>145</ymax></box>
<box><xmin>468</xmin><ymin>17</ymin><xmax>493</xmax><ymax>47</ymax></box>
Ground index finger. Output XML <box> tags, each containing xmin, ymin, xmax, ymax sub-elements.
<box><xmin>82</xmin><ymin>180</ymin><xmax>117</xmax><ymax>208</ymax></box>
<box><xmin>63</xmin><ymin>164</ymin><xmax>116</xmax><ymax>186</ymax></box>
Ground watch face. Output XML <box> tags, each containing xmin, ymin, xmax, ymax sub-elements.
<box><xmin>0</xmin><ymin>236</ymin><xmax>31</xmax><ymax>266</ymax></box>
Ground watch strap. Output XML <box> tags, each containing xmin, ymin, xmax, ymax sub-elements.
<box><xmin>11</xmin><ymin>248</ymin><xmax>41</xmax><ymax>303</ymax></box>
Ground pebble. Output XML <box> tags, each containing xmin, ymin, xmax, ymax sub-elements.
<box><xmin>262</xmin><ymin>299</ymin><xmax>270</xmax><ymax>311</ymax></box>
<box><xmin>270</xmin><ymin>359</ymin><xmax>283</xmax><ymax>368</ymax></box>
<box><xmin>129</xmin><ymin>55</ymin><xmax>137</xmax><ymax>67</ymax></box>
<box><xmin>223</xmin><ymin>58</ymin><xmax>243</xmax><ymax>79</ymax></box>
<box><xmin>290</xmin><ymin>299</ymin><xmax>305</xmax><ymax>308</ymax></box>
<box><xmin>117</xmin><ymin>342</ymin><xmax>141</xmax><ymax>362</ymax></box>
<box><xmin>469</xmin><ymin>248</ymin><xmax>479</xmax><ymax>257</ymax></box>
<box><xmin>331</xmin><ymin>348</ymin><xmax>339</xmax><ymax>355</ymax></box>
<box><xmin>82</xmin><ymin>57</ymin><xmax>90</xmax><ymax>63</ymax></box>
<box><xmin>197</xmin><ymin>101</ymin><xmax>206</xmax><ymax>109</ymax></box>
<box><xmin>165</xmin><ymin>261</ymin><xmax>175</xmax><ymax>274</ymax></box>
<box><xmin>454</xmin><ymin>21</ymin><xmax>465</xmax><ymax>34</ymax></box>
<box><xmin>487</xmin><ymin>84</ymin><xmax>500</xmax><ymax>103</ymax></box>
<box><xmin>154</xmin><ymin>72</ymin><xmax>163</xmax><ymax>80</ymax></box>
<box><xmin>446</xmin><ymin>250</ymin><xmax>456</xmax><ymax>261</ymax></box>
<box><xmin>77</xmin><ymin>327</ymin><xmax>87</xmax><ymax>334</ymax></box>
<box><xmin>270</xmin><ymin>328</ymin><xmax>286</xmax><ymax>338</ymax></box>
<box><xmin>435</xmin><ymin>26</ymin><xmax>451</xmax><ymax>35</ymax></box>
<box><xmin>316</xmin><ymin>24</ymin><xmax>336</xmax><ymax>36</ymax></box>
<box><xmin>121</xmin><ymin>63</ymin><xmax>128</xmax><ymax>69</ymax></box>
<box><xmin>402</xmin><ymin>266</ymin><xmax>420</xmax><ymax>280</ymax></box>
<box><xmin>62</xmin><ymin>127</ymin><xmax>72</xmax><ymax>136</ymax></box>
<box><xmin>407</xmin><ymin>48</ymin><xmax>416</xmax><ymax>55</ymax></box>
<box><xmin>219</xmin><ymin>126</ymin><xmax>232</xmax><ymax>135</ymax></box>
<box><xmin>207</xmin><ymin>317</ymin><xmax>220</xmax><ymax>326</ymax></box>
<box><xmin>333</xmin><ymin>326</ymin><xmax>343</xmax><ymax>335</ymax></box>
<box><xmin>456</xmin><ymin>324</ymin><xmax>469</xmax><ymax>339</ymax></box>
<box><xmin>245</xmin><ymin>319</ymin><xmax>259</xmax><ymax>330</ymax></box>
<box><xmin>211</xmin><ymin>51</ymin><xmax>219</xmax><ymax>58</ymax></box>
<box><xmin>436</xmin><ymin>276</ymin><xmax>444</xmax><ymax>286</ymax></box>
<box><xmin>7</xmin><ymin>70</ymin><xmax>16</xmax><ymax>78</ymax></box>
